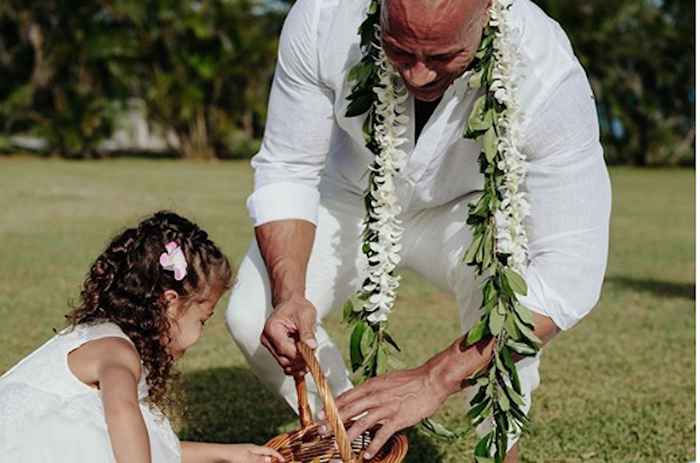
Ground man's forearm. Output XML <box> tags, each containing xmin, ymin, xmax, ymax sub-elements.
<box><xmin>427</xmin><ymin>312</ymin><xmax>561</xmax><ymax>398</ymax></box>
<box><xmin>255</xmin><ymin>219</ymin><xmax>316</xmax><ymax>306</ymax></box>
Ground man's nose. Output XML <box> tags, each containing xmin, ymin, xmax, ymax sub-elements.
<box><xmin>403</xmin><ymin>61</ymin><xmax>437</xmax><ymax>87</ymax></box>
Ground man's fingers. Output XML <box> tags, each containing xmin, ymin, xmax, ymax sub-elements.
<box><xmin>335</xmin><ymin>382</ymin><xmax>373</xmax><ymax>410</ymax></box>
<box><xmin>337</xmin><ymin>393</ymin><xmax>382</xmax><ymax>423</ymax></box>
<box><xmin>363</xmin><ymin>422</ymin><xmax>398</xmax><ymax>460</ymax></box>
<box><xmin>296</xmin><ymin>310</ymin><xmax>318</xmax><ymax>349</ymax></box>
<box><xmin>260</xmin><ymin>334</ymin><xmax>292</xmax><ymax>367</ymax></box>
<box><xmin>266</xmin><ymin>323</ymin><xmax>298</xmax><ymax>359</ymax></box>
<box><xmin>346</xmin><ymin>409</ymin><xmax>387</xmax><ymax>443</ymax></box>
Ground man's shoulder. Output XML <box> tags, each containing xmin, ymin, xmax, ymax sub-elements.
<box><xmin>510</xmin><ymin>1</ymin><xmax>590</xmax><ymax>110</ymax></box>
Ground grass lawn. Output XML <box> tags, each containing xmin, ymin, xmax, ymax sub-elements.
<box><xmin>0</xmin><ymin>157</ymin><xmax>694</xmax><ymax>462</ymax></box>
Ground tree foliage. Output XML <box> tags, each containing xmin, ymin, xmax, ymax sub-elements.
<box><xmin>534</xmin><ymin>0</ymin><xmax>695</xmax><ymax>165</ymax></box>
<box><xmin>0</xmin><ymin>0</ymin><xmax>694</xmax><ymax>163</ymax></box>
<box><xmin>0</xmin><ymin>0</ymin><xmax>283</xmax><ymax>158</ymax></box>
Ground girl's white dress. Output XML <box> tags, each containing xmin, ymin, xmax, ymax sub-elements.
<box><xmin>0</xmin><ymin>322</ymin><xmax>181</xmax><ymax>462</ymax></box>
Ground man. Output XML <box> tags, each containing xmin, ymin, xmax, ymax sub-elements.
<box><xmin>226</xmin><ymin>0</ymin><xmax>611</xmax><ymax>460</ymax></box>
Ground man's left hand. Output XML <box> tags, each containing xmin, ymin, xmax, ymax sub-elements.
<box><xmin>335</xmin><ymin>365</ymin><xmax>449</xmax><ymax>460</ymax></box>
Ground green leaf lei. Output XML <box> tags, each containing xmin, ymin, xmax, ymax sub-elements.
<box><xmin>343</xmin><ymin>1</ymin><xmax>541</xmax><ymax>462</ymax></box>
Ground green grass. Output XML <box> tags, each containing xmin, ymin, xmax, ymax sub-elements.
<box><xmin>0</xmin><ymin>158</ymin><xmax>694</xmax><ymax>462</ymax></box>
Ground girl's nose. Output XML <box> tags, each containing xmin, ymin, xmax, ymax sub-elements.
<box><xmin>403</xmin><ymin>61</ymin><xmax>437</xmax><ymax>87</ymax></box>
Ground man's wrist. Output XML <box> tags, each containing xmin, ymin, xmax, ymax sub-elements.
<box><xmin>272</xmin><ymin>289</ymin><xmax>307</xmax><ymax>308</ymax></box>
<box><xmin>425</xmin><ymin>336</ymin><xmax>495</xmax><ymax>399</ymax></box>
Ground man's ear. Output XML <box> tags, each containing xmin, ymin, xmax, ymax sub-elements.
<box><xmin>163</xmin><ymin>289</ymin><xmax>181</xmax><ymax>318</ymax></box>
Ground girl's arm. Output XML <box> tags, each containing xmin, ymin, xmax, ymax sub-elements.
<box><xmin>94</xmin><ymin>338</ymin><xmax>151</xmax><ymax>463</ymax></box>
<box><xmin>181</xmin><ymin>441</ymin><xmax>285</xmax><ymax>463</ymax></box>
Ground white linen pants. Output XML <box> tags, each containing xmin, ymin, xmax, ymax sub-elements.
<box><xmin>226</xmin><ymin>189</ymin><xmax>540</xmax><ymax>439</ymax></box>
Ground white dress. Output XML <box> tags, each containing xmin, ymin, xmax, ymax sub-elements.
<box><xmin>0</xmin><ymin>322</ymin><xmax>181</xmax><ymax>462</ymax></box>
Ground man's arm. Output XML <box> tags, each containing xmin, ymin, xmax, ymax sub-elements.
<box><xmin>243</xmin><ymin>0</ymin><xmax>336</xmax><ymax>373</ymax></box>
<box><xmin>257</xmin><ymin>219</ymin><xmax>319</xmax><ymax>374</ymax></box>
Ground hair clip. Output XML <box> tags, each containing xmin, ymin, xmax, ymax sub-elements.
<box><xmin>160</xmin><ymin>241</ymin><xmax>188</xmax><ymax>281</ymax></box>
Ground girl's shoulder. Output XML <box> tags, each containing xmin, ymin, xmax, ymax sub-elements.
<box><xmin>71</xmin><ymin>321</ymin><xmax>133</xmax><ymax>344</ymax></box>
<box><xmin>67</xmin><ymin>322</ymin><xmax>143</xmax><ymax>388</ymax></box>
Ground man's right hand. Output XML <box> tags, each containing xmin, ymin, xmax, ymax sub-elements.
<box><xmin>261</xmin><ymin>294</ymin><xmax>318</xmax><ymax>375</ymax></box>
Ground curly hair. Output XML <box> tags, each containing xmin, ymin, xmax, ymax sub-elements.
<box><xmin>65</xmin><ymin>211</ymin><xmax>233</xmax><ymax>413</ymax></box>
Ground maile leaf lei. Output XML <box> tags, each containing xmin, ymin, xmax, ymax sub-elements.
<box><xmin>343</xmin><ymin>1</ymin><xmax>540</xmax><ymax>461</ymax></box>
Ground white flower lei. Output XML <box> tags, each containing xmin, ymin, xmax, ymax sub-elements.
<box><xmin>362</xmin><ymin>42</ymin><xmax>409</xmax><ymax>324</ymax></box>
<box><xmin>486</xmin><ymin>1</ymin><xmax>529</xmax><ymax>273</ymax></box>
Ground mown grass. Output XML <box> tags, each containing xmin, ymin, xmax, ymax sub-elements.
<box><xmin>0</xmin><ymin>157</ymin><xmax>694</xmax><ymax>462</ymax></box>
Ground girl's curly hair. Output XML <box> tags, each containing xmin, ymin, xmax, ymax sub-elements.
<box><xmin>65</xmin><ymin>211</ymin><xmax>233</xmax><ymax>413</ymax></box>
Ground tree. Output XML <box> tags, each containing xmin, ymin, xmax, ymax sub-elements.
<box><xmin>0</xmin><ymin>0</ymin><xmax>127</xmax><ymax>157</ymax></box>
<box><xmin>105</xmin><ymin>0</ymin><xmax>284</xmax><ymax>159</ymax></box>
<box><xmin>534</xmin><ymin>0</ymin><xmax>695</xmax><ymax>165</ymax></box>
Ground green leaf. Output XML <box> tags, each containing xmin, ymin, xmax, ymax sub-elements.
<box><xmin>420</xmin><ymin>418</ymin><xmax>471</xmax><ymax>440</ymax></box>
<box><xmin>465</xmin><ymin>317</ymin><xmax>488</xmax><ymax>346</ymax></box>
<box><xmin>463</xmin><ymin>234</ymin><xmax>482</xmax><ymax>264</ymax></box>
<box><xmin>513</xmin><ymin>314</ymin><xmax>543</xmax><ymax>346</ymax></box>
<box><xmin>488</xmin><ymin>309</ymin><xmax>505</xmax><ymax>335</ymax></box>
<box><xmin>346</xmin><ymin>92</ymin><xmax>374</xmax><ymax>117</ymax></box>
<box><xmin>469</xmin><ymin>385</ymin><xmax>488</xmax><ymax>406</ymax></box>
<box><xmin>482</xmin><ymin>126</ymin><xmax>498</xmax><ymax>163</ymax></box>
<box><xmin>514</xmin><ymin>302</ymin><xmax>534</xmax><ymax>325</ymax></box>
<box><xmin>503</xmin><ymin>268</ymin><xmax>528</xmax><ymax>296</ymax></box>
<box><xmin>467</xmin><ymin>398</ymin><xmax>491</xmax><ymax>421</ymax></box>
<box><xmin>360</xmin><ymin>324</ymin><xmax>377</xmax><ymax>357</ymax></box>
<box><xmin>384</xmin><ymin>330</ymin><xmax>402</xmax><ymax>352</ymax></box>
<box><xmin>468</xmin><ymin>68</ymin><xmax>485</xmax><ymax>89</ymax></box>
<box><xmin>376</xmin><ymin>346</ymin><xmax>388</xmax><ymax>374</ymax></box>
<box><xmin>350</xmin><ymin>321</ymin><xmax>367</xmax><ymax>371</ymax></box>
<box><xmin>501</xmin><ymin>349</ymin><xmax>522</xmax><ymax>394</ymax></box>
<box><xmin>504</xmin><ymin>312</ymin><xmax>520</xmax><ymax>340</ymax></box>
<box><xmin>467</xmin><ymin>95</ymin><xmax>491</xmax><ymax>133</ymax></box>
<box><xmin>474</xmin><ymin>433</ymin><xmax>492</xmax><ymax>457</ymax></box>
<box><xmin>497</xmin><ymin>387</ymin><xmax>511</xmax><ymax>411</ymax></box>
<box><xmin>506</xmin><ymin>339</ymin><xmax>537</xmax><ymax>356</ymax></box>
<box><xmin>505</xmin><ymin>382</ymin><xmax>526</xmax><ymax>407</ymax></box>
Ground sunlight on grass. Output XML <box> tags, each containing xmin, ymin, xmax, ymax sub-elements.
<box><xmin>0</xmin><ymin>158</ymin><xmax>694</xmax><ymax>462</ymax></box>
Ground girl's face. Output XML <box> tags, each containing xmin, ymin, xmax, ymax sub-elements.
<box><xmin>164</xmin><ymin>285</ymin><xmax>225</xmax><ymax>359</ymax></box>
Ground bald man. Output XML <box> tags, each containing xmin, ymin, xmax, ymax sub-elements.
<box><xmin>226</xmin><ymin>0</ymin><xmax>611</xmax><ymax>460</ymax></box>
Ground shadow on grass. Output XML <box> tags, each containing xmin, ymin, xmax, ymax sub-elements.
<box><xmin>180</xmin><ymin>367</ymin><xmax>295</xmax><ymax>444</ymax></box>
<box><xmin>604</xmin><ymin>276</ymin><xmax>695</xmax><ymax>300</ymax></box>
<box><xmin>180</xmin><ymin>367</ymin><xmax>444</xmax><ymax>461</ymax></box>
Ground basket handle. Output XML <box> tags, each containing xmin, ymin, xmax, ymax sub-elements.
<box><xmin>294</xmin><ymin>341</ymin><xmax>355</xmax><ymax>463</ymax></box>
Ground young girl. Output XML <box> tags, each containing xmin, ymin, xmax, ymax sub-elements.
<box><xmin>0</xmin><ymin>211</ymin><xmax>284</xmax><ymax>463</ymax></box>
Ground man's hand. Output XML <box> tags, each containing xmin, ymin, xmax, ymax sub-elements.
<box><xmin>334</xmin><ymin>336</ymin><xmax>495</xmax><ymax>460</ymax></box>
<box><xmin>335</xmin><ymin>365</ymin><xmax>450</xmax><ymax>460</ymax></box>
<box><xmin>261</xmin><ymin>294</ymin><xmax>318</xmax><ymax>375</ymax></box>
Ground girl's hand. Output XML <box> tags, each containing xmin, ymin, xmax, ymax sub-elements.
<box><xmin>220</xmin><ymin>444</ymin><xmax>285</xmax><ymax>463</ymax></box>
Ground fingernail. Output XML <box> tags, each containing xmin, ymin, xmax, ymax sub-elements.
<box><xmin>364</xmin><ymin>452</ymin><xmax>372</xmax><ymax>460</ymax></box>
<box><xmin>319</xmin><ymin>424</ymin><xmax>328</xmax><ymax>435</ymax></box>
<box><xmin>306</xmin><ymin>339</ymin><xmax>317</xmax><ymax>349</ymax></box>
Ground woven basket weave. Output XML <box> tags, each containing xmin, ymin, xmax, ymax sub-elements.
<box><xmin>265</xmin><ymin>341</ymin><xmax>408</xmax><ymax>463</ymax></box>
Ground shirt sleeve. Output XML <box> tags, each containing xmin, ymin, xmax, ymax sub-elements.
<box><xmin>517</xmin><ymin>69</ymin><xmax>612</xmax><ymax>330</ymax></box>
<box><xmin>246</xmin><ymin>0</ymin><xmax>335</xmax><ymax>226</ymax></box>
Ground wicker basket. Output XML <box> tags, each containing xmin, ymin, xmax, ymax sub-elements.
<box><xmin>265</xmin><ymin>341</ymin><xmax>408</xmax><ymax>463</ymax></box>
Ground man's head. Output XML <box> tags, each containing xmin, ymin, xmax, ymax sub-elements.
<box><xmin>381</xmin><ymin>0</ymin><xmax>492</xmax><ymax>102</ymax></box>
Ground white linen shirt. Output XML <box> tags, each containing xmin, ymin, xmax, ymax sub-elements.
<box><xmin>246</xmin><ymin>0</ymin><xmax>612</xmax><ymax>330</ymax></box>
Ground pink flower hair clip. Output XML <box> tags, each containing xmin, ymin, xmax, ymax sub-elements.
<box><xmin>159</xmin><ymin>241</ymin><xmax>188</xmax><ymax>281</ymax></box>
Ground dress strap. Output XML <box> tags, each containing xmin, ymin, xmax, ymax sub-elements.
<box><xmin>72</xmin><ymin>321</ymin><xmax>135</xmax><ymax>348</ymax></box>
